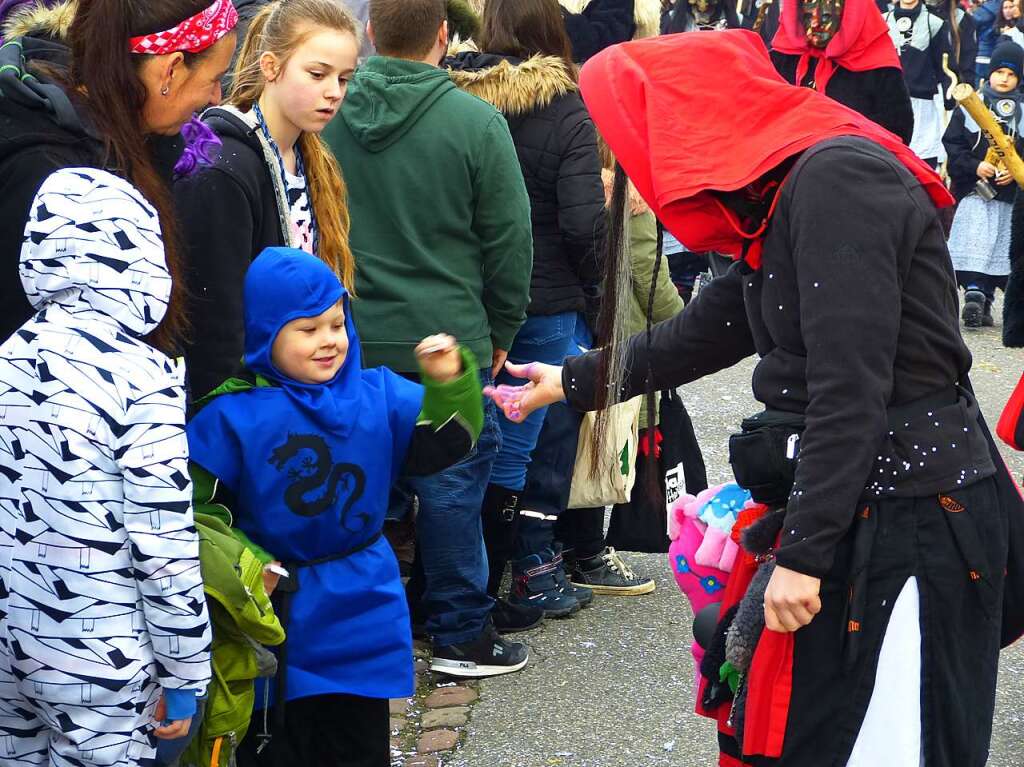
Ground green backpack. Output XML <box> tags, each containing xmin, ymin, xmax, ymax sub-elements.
<box><xmin>180</xmin><ymin>514</ymin><xmax>286</xmax><ymax>767</ymax></box>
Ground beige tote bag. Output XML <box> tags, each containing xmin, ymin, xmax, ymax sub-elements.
<box><xmin>568</xmin><ymin>396</ymin><xmax>642</xmax><ymax>508</ymax></box>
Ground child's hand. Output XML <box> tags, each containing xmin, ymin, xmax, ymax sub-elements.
<box><xmin>995</xmin><ymin>168</ymin><xmax>1015</xmax><ymax>186</ymax></box>
<box><xmin>263</xmin><ymin>562</ymin><xmax>284</xmax><ymax>596</ymax></box>
<box><xmin>415</xmin><ymin>334</ymin><xmax>462</xmax><ymax>383</ymax></box>
<box><xmin>152</xmin><ymin>696</ymin><xmax>193</xmax><ymax>740</ymax></box>
<box><xmin>978</xmin><ymin>161</ymin><xmax>998</xmax><ymax>180</ymax></box>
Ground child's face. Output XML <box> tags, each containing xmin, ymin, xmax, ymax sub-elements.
<box><xmin>991</xmin><ymin>67</ymin><xmax>1020</xmax><ymax>93</ymax></box>
<box><xmin>271</xmin><ymin>300</ymin><xmax>349</xmax><ymax>384</ymax></box>
<box><xmin>263</xmin><ymin>27</ymin><xmax>359</xmax><ymax>135</ymax></box>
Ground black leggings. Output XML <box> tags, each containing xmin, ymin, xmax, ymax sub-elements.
<box><xmin>237</xmin><ymin>693</ymin><xmax>390</xmax><ymax>767</ymax></box>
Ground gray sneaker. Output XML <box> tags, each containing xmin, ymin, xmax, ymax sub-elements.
<box><xmin>570</xmin><ymin>547</ymin><xmax>656</xmax><ymax>596</ymax></box>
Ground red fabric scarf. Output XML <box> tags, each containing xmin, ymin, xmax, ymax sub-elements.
<box><xmin>771</xmin><ymin>0</ymin><xmax>901</xmax><ymax>93</ymax></box>
<box><xmin>578</xmin><ymin>31</ymin><xmax>953</xmax><ymax>267</ymax></box>
<box><xmin>129</xmin><ymin>0</ymin><xmax>238</xmax><ymax>55</ymax></box>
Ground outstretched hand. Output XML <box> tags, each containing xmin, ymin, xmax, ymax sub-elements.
<box><xmin>483</xmin><ymin>362</ymin><xmax>565</xmax><ymax>423</ymax></box>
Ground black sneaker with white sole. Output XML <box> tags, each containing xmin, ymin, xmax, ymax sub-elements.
<box><xmin>571</xmin><ymin>547</ymin><xmax>656</xmax><ymax>596</ymax></box>
<box><xmin>430</xmin><ymin>622</ymin><xmax>529</xmax><ymax>678</ymax></box>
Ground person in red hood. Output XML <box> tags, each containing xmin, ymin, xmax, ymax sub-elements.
<box><xmin>484</xmin><ymin>30</ymin><xmax>1022</xmax><ymax>767</ymax></box>
<box><xmin>770</xmin><ymin>0</ymin><xmax>914</xmax><ymax>143</ymax></box>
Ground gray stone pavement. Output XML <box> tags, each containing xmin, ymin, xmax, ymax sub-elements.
<box><xmin>448</xmin><ymin>300</ymin><xmax>1024</xmax><ymax>767</ymax></box>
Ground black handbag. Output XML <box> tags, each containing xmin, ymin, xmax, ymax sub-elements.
<box><xmin>606</xmin><ymin>390</ymin><xmax>709</xmax><ymax>553</ymax></box>
<box><xmin>727</xmin><ymin>409</ymin><xmax>805</xmax><ymax>506</ymax></box>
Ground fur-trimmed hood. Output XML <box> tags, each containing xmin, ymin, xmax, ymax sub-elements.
<box><xmin>1</xmin><ymin>0</ymin><xmax>75</xmax><ymax>42</ymax></box>
<box><xmin>447</xmin><ymin>52</ymin><xmax>577</xmax><ymax>116</ymax></box>
<box><xmin>559</xmin><ymin>0</ymin><xmax>663</xmax><ymax>38</ymax></box>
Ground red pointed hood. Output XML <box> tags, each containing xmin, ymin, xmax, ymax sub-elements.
<box><xmin>578</xmin><ymin>30</ymin><xmax>953</xmax><ymax>259</ymax></box>
<box><xmin>771</xmin><ymin>0</ymin><xmax>901</xmax><ymax>91</ymax></box>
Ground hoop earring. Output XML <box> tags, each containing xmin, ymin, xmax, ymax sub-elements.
<box><xmin>161</xmin><ymin>85</ymin><xmax>170</xmax><ymax>96</ymax></box>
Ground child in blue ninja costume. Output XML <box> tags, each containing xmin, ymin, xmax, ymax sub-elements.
<box><xmin>185</xmin><ymin>247</ymin><xmax>484</xmax><ymax>767</ymax></box>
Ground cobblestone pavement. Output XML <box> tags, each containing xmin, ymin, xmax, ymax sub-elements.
<box><xmin>439</xmin><ymin>299</ymin><xmax>1024</xmax><ymax>767</ymax></box>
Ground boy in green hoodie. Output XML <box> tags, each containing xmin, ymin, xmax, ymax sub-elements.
<box><xmin>322</xmin><ymin>0</ymin><xmax>533</xmax><ymax>677</ymax></box>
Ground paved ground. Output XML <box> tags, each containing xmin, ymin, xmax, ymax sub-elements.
<box><xmin>448</xmin><ymin>297</ymin><xmax>1024</xmax><ymax>767</ymax></box>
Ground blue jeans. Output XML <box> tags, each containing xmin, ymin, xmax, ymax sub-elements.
<box><xmin>408</xmin><ymin>372</ymin><xmax>501</xmax><ymax>646</ymax></box>
<box><xmin>489</xmin><ymin>313</ymin><xmax>577</xmax><ymax>491</ymax></box>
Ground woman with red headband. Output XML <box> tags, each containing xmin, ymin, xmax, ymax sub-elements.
<box><xmin>486</xmin><ymin>30</ymin><xmax>1022</xmax><ymax>767</ymax></box>
<box><xmin>0</xmin><ymin>0</ymin><xmax>238</xmax><ymax>358</ymax></box>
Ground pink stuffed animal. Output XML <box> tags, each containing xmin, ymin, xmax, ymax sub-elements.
<box><xmin>667</xmin><ymin>482</ymin><xmax>751</xmax><ymax>675</ymax></box>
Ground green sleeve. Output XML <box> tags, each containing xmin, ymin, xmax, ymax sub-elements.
<box><xmin>473</xmin><ymin>113</ymin><xmax>534</xmax><ymax>351</ymax></box>
<box><xmin>417</xmin><ymin>346</ymin><xmax>484</xmax><ymax>442</ymax></box>
<box><xmin>189</xmin><ymin>463</ymin><xmax>275</xmax><ymax>565</ymax></box>
<box><xmin>631</xmin><ymin>211</ymin><xmax>685</xmax><ymax>325</ymax></box>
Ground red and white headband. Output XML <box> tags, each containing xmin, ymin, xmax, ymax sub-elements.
<box><xmin>129</xmin><ymin>0</ymin><xmax>239</xmax><ymax>56</ymax></box>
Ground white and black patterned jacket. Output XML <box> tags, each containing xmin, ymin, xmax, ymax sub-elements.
<box><xmin>0</xmin><ymin>168</ymin><xmax>211</xmax><ymax>694</ymax></box>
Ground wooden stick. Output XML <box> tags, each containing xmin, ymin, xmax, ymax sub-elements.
<box><xmin>951</xmin><ymin>82</ymin><xmax>1024</xmax><ymax>189</ymax></box>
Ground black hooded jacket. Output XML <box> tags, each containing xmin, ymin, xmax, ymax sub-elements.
<box><xmin>563</xmin><ymin>137</ymin><xmax>981</xmax><ymax>577</ymax></box>
<box><xmin>0</xmin><ymin>25</ymin><xmax>103</xmax><ymax>344</ymax></box>
<box><xmin>448</xmin><ymin>52</ymin><xmax>607</xmax><ymax>318</ymax></box>
<box><xmin>173</xmin><ymin>107</ymin><xmax>289</xmax><ymax>400</ymax></box>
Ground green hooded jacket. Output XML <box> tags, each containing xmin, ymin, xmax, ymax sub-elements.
<box><xmin>322</xmin><ymin>56</ymin><xmax>533</xmax><ymax>373</ymax></box>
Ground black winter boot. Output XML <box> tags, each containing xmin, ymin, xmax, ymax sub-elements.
<box><xmin>983</xmin><ymin>299</ymin><xmax>995</xmax><ymax>327</ymax></box>
<box><xmin>962</xmin><ymin>289</ymin><xmax>985</xmax><ymax>329</ymax></box>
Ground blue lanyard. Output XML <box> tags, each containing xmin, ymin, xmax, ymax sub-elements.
<box><xmin>253</xmin><ymin>101</ymin><xmax>321</xmax><ymax>255</ymax></box>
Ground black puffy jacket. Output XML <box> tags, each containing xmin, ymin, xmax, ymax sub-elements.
<box><xmin>448</xmin><ymin>52</ymin><xmax>607</xmax><ymax>317</ymax></box>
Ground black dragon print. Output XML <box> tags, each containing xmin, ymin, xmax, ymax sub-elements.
<box><xmin>269</xmin><ymin>433</ymin><xmax>369</xmax><ymax>532</ymax></box>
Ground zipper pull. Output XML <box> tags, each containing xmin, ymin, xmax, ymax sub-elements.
<box><xmin>786</xmin><ymin>433</ymin><xmax>800</xmax><ymax>460</ymax></box>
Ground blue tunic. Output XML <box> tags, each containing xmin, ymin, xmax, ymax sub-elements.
<box><xmin>186</xmin><ymin>248</ymin><xmax>423</xmax><ymax>701</ymax></box>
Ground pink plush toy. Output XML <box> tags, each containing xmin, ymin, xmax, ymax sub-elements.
<box><xmin>667</xmin><ymin>482</ymin><xmax>751</xmax><ymax>674</ymax></box>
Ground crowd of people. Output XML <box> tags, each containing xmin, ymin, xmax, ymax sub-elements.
<box><xmin>0</xmin><ymin>0</ymin><xmax>1022</xmax><ymax>766</ymax></box>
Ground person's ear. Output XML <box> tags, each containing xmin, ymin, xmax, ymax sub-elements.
<box><xmin>366</xmin><ymin>19</ymin><xmax>376</xmax><ymax>47</ymax></box>
<box><xmin>259</xmin><ymin>51</ymin><xmax>281</xmax><ymax>83</ymax></box>
<box><xmin>161</xmin><ymin>52</ymin><xmax>187</xmax><ymax>95</ymax></box>
<box><xmin>438</xmin><ymin>18</ymin><xmax>449</xmax><ymax>48</ymax></box>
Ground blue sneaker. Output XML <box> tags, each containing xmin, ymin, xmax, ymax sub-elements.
<box><xmin>510</xmin><ymin>550</ymin><xmax>581</xmax><ymax>618</ymax></box>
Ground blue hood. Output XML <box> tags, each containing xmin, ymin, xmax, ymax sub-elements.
<box><xmin>243</xmin><ymin>247</ymin><xmax>362</xmax><ymax>433</ymax></box>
